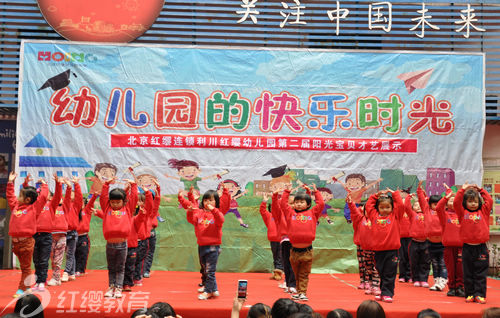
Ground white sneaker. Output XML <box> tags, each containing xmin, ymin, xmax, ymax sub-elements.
<box><xmin>61</xmin><ymin>272</ymin><xmax>69</xmax><ymax>282</ymax></box>
<box><xmin>213</xmin><ymin>290</ymin><xmax>220</xmax><ymax>297</ymax></box>
<box><xmin>437</xmin><ymin>277</ymin><xmax>448</xmax><ymax>291</ymax></box>
<box><xmin>38</xmin><ymin>283</ymin><xmax>45</xmax><ymax>292</ymax></box>
<box><xmin>114</xmin><ymin>288</ymin><xmax>122</xmax><ymax>298</ymax></box>
<box><xmin>288</xmin><ymin>287</ymin><xmax>297</xmax><ymax>294</ymax></box>
<box><xmin>104</xmin><ymin>286</ymin><xmax>114</xmax><ymax>298</ymax></box>
<box><xmin>429</xmin><ymin>277</ymin><xmax>440</xmax><ymax>291</ymax></box>
<box><xmin>68</xmin><ymin>275</ymin><xmax>76</xmax><ymax>281</ymax></box>
<box><xmin>47</xmin><ymin>278</ymin><xmax>61</xmax><ymax>286</ymax></box>
<box><xmin>197</xmin><ymin>287</ymin><xmax>205</xmax><ymax>293</ymax></box>
<box><xmin>278</xmin><ymin>282</ymin><xmax>287</xmax><ymax>289</ymax></box>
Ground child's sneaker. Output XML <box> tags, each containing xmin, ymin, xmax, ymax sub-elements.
<box><xmin>364</xmin><ymin>287</ymin><xmax>373</xmax><ymax>295</ymax></box>
<box><xmin>123</xmin><ymin>285</ymin><xmax>132</xmax><ymax>292</ymax></box>
<box><xmin>288</xmin><ymin>287</ymin><xmax>297</xmax><ymax>294</ymax></box>
<box><xmin>198</xmin><ymin>292</ymin><xmax>212</xmax><ymax>300</ymax></box>
<box><xmin>213</xmin><ymin>290</ymin><xmax>220</xmax><ymax>297</ymax></box>
<box><xmin>47</xmin><ymin>278</ymin><xmax>61</xmax><ymax>286</ymax></box>
<box><xmin>465</xmin><ymin>295</ymin><xmax>474</xmax><ymax>303</ymax></box>
<box><xmin>357</xmin><ymin>282</ymin><xmax>367</xmax><ymax>290</ymax></box>
<box><xmin>143</xmin><ymin>272</ymin><xmax>150</xmax><ymax>278</ymax></box>
<box><xmin>61</xmin><ymin>272</ymin><xmax>69</xmax><ymax>282</ymax></box>
<box><xmin>455</xmin><ymin>287</ymin><xmax>465</xmax><ymax>298</ymax></box>
<box><xmin>413</xmin><ymin>281</ymin><xmax>421</xmax><ymax>287</ymax></box>
<box><xmin>446</xmin><ymin>288</ymin><xmax>456</xmax><ymax>297</ymax></box>
<box><xmin>398</xmin><ymin>278</ymin><xmax>405</xmax><ymax>283</ymax></box>
<box><xmin>421</xmin><ymin>282</ymin><xmax>429</xmax><ymax>288</ymax></box>
<box><xmin>32</xmin><ymin>284</ymin><xmax>40</xmax><ymax>292</ymax></box>
<box><xmin>298</xmin><ymin>293</ymin><xmax>308</xmax><ymax>301</ymax></box>
<box><xmin>134</xmin><ymin>279</ymin><xmax>143</xmax><ymax>286</ymax></box>
<box><xmin>475</xmin><ymin>296</ymin><xmax>486</xmax><ymax>304</ymax></box>
<box><xmin>197</xmin><ymin>287</ymin><xmax>205</xmax><ymax>293</ymax></box>
<box><xmin>291</xmin><ymin>293</ymin><xmax>300</xmax><ymax>300</ymax></box>
<box><xmin>278</xmin><ymin>282</ymin><xmax>287</xmax><ymax>289</ymax></box>
<box><xmin>375</xmin><ymin>295</ymin><xmax>382</xmax><ymax>301</ymax></box>
<box><xmin>382</xmin><ymin>296</ymin><xmax>393</xmax><ymax>303</ymax></box>
<box><xmin>75</xmin><ymin>272</ymin><xmax>82</xmax><ymax>277</ymax></box>
<box><xmin>68</xmin><ymin>275</ymin><xmax>76</xmax><ymax>281</ymax></box>
<box><xmin>372</xmin><ymin>287</ymin><xmax>381</xmax><ymax>296</ymax></box>
<box><xmin>13</xmin><ymin>289</ymin><xmax>24</xmax><ymax>298</ymax></box>
<box><xmin>429</xmin><ymin>278</ymin><xmax>440</xmax><ymax>291</ymax></box>
<box><xmin>104</xmin><ymin>286</ymin><xmax>115</xmax><ymax>298</ymax></box>
<box><xmin>37</xmin><ymin>283</ymin><xmax>45</xmax><ymax>292</ymax></box>
<box><xmin>114</xmin><ymin>288</ymin><xmax>123</xmax><ymax>298</ymax></box>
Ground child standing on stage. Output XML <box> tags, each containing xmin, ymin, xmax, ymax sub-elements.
<box><xmin>436</xmin><ymin>184</ymin><xmax>464</xmax><ymax>297</ymax></box>
<box><xmin>179</xmin><ymin>187</ymin><xmax>226</xmax><ymax>300</ymax></box>
<box><xmin>364</xmin><ymin>189</ymin><xmax>404</xmax><ymax>303</ymax></box>
<box><xmin>405</xmin><ymin>189</ymin><xmax>431</xmax><ymax>287</ymax></box>
<box><xmin>97</xmin><ymin>177</ymin><xmax>138</xmax><ymax>298</ymax></box>
<box><xmin>24</xmin><ymin>173</ymin><xmax>61</xmax><ymax>292</ymax></box>
<box><xmin>260</xmin><ymin>193</ymin><xmax>284</xmax><ymax>281</ymax></box>
<box><xmin>417</xmin><ymin>182</ymin><xmax>448</xmax><ymax>292</ymax></box>
<box><xmin>398</xmin><ymin>190</ymin><xmax>412</xmax><ymax>283</ymax></box>
<box><xmin>347</xmin><ymin>197</ymin><xmax>380</xmax><ymax>296</ymax></box>
<box><xmin>143</xmin><ymin>182</ymin><xmax>162</xmax><ymax>279</ymax></box>
<box><xmin>62</xmin><ymin>177</ymin><xmax>83</xmax><ymax>282</ymax></box>
<box><xmin>280</xmin><ymin>184</ymin><xmax>325</xmax><ymax>301</ymax></box>
<box><xmin>453</xmin><ymin>183</ymin><xmax>493</xmax><ymax>304</ymax></box>
<box><xmin>75</xmin><ymin>193</ymin><xmax>98</xmax><ymax>276</ymax></box>
<box><xmin>6</xmin><ymin>172</ymin><xmax>48</xmax><ymax>297</ymax></box>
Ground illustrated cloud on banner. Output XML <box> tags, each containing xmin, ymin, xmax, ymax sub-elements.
<box><xmin>17</xmin><ymin>40</ymin><xmax>485</xmax><ymax>198</ymax></box>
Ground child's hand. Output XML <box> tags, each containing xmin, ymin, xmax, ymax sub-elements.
<box><xmin>445</xmin><ymin>191</ymin><xmax>453</xmax><ymax>199</ymax></box>
<box><xmin>443</xmin><ymin>183</ymin><xmax>450</xmax><ymax>190</ymax></box>
<box><xmin>206</xmin><ymin>204</ymin><xmax>214</xmax><ymax>211</ymax></box>
<box><xmin>105</xmin><ymin>176</ymin><xmax>117</xmax><ymax>184</ymax></box>
<box><xmin>263</xmin><ymin>192</ymin><xmax>269</xmax><ymax>202</ymax></box>
<box><xmin>232</xmin><ymin>296</ymin><xmax>246</xmax><ymax>313</ymax></box>
<box><xmin>39</xmin><ymin>178</ymin><xmax>47</xmax><ymax>185</ymax></box>
<box><xmin>123</xmin><ymin>178</ymin><xmax>135</xmax><ymax>185</ymax></box>
<box><xmin>153</xmin><ymin>178</ymin><xmax>160</xmax><ymax>187</ymax></box>
<box><xmin>53</xmin><ymin>173</ymin><xmax>59</xmax><ymax>183</ymax></box>
<box><xmin>8</xmin><ymin>171</ymin><xmax>17</xmax><ymax>182</ymax></box>
<box><xmin>71</xmin><ymin>176</ymin><xmax>80</xmax><ymax>184</ymax></box>
<box><xmin>418</xmin><ymin>180</ymin><xmax>424</xmax><ymax>188</ymax></box>
<box><xmin>24</xmin><ymin>173</ymin><xmax>32</xmax><ymax>184</ymax></box>
<box><xmin>311</xmin><ymin>183</ymin><xmax>317</xmax><ymax>192</ymax></box>
<box><xmin>302</xmin><ymin>184</ymin><xmax>311</xmax><ymax>192</ymax></box>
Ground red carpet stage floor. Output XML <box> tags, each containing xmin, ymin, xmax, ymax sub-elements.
<box><xmin>1</xmin><ymin>270</ymin><xmax>499</xmax><ymax>317</ymax></box>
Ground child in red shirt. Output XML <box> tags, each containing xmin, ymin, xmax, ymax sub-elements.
<box><xmin>453</xmin><ymin>183</ymin><xmax>493</xmax><ymax>304</ymax></box>
<box><xmin>259</xmin><ymin>193</ymin><xmax>284</xmax><ymax>281</ymax></box>
<box><xmin>179</xmin><ymin>187</ymin><xmax>225</xmax><ymax>300</ymax></box>
<box><xmin>436</xmin><ymin>184</ymin><xmax>464</xmax><ymax>297</ymax></box>
<box><xmin>280</xmin><ymin>184</ymin><xmax>325</xmax><ymax>301</ymax></box>
<box><xmin>398</xmin><ymin>190</ymin><xmax>412</xmax><ymax>283</ymax></box>
<box><xmin>364</xmin><ymin>189</ymin><xmax>404</xmax><ymax>303</ymax></box>
<box><xmin>6</xmin><ymin>172</ymin><xmax>48</xmax><ymax>297</ymax></box>
<box><xmin>75</xmin><ymin>193</ymin><xmax>98</xmax><ymax>277</ymax></box>
<box><xmin>97</xmin><ymin>177</ymin><xmax>138</xmax><ymax>298</ymax></box>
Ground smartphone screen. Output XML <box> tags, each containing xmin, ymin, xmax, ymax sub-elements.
<box><xmin>237</xmin><ymin>280</ymin><xmax>248</xmax><ymax>299</ymax></box>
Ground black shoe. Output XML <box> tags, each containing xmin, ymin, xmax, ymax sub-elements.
<box><xmin>446</xmin><ymin>288</ymin><xmax>456</xmax><ymax>297</ymax></box>
<box><xmin>455</xmin><ymin>287</ymin><xmax>465</xmax><ymax>297</ymax></box>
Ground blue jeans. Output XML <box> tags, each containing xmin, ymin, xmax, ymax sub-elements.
<box><xmin>429</xmin><ymin>242</ymin><xmax>448</xmax><ymax>279</ymax></box>
<box><xmin>106</xmin><ymin>241</ymin><xmax>128</xmax><ymax>288</ymax></box>
<box><xmin>198</xmin><ymin>245</ymin><xmax>220</xmax><ymax>293</ymax></box>
<box><xmin>64</xmin><ymin>230</ymin><xmax>77</xmax><ymax>275</ymax></box>
<box><xmin>143</xmin><ymin>229</ymin><xmax>156</xmax><ymax>274</ymax></box>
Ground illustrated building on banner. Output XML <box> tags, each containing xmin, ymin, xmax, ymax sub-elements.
<box><xmin>18</xmin><ymin>133</ymin><xmax>92</xmax><ymax>185</ymax></box>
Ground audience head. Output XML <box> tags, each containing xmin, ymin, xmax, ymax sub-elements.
<box><xmin>247</xmin><ymin>303</ymin><xmax>271</xmax><ymax>318</ymax></box>
<box><xmin>271</xmin><ymin>298</ymin><xmax>299</xmax><ymax>318</ymax></box>
<box><xmin>288</xmin><ymin>314</ymin><xmax>312</xmax><ymax>318</ymax></box>
<box><xmin>327</xmin><ymin>309</ymin><xmax>353</xmax><ymax>318</ymax></box>
<box><xmin>130</xmin><ymin>308</ymin><xmax>148</xmax><ymax>318</ymax></box>
<box><xmin>14</xmin><ymin>294</ymin><xmax>44</xmax><ymax>318</ymax></box>
<box><xmin>482</xmin><ymin>307</ymin><xmax>500</xmax><ymax>318</ymax></box>
<box><xmin>298</xmin><ymin>303</ymin><xmax>313</xmax><ymax>314</ymax></box>
<box><xmin>417</xmin><ymin>308</ymin><xmax>441</xmax><ymax>318</ymax></box>
<box><xmin>356</xmin><ymin>300</ymin><xmax>385</xmax><ymax>318</ymax></box>
<box><xmin>148</xmin><ymin>302</ymin><xmax>176</xmax><ymax>317</ymax></box>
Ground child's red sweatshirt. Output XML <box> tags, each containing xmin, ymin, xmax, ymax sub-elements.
<box><xmin>417</xmin><ymin>187</ymin><xmax>442</xmax><ymax>238</ymax></box>
<box><xmin>406</xmin><ymin>195</ymin><xmax>427</xmax><ymax>241</ymax></box>
<box><xmin>77</xmin><ymin>195</ymin><xmax>98</xmax><ymax>234</ymax></box>
<box><xmin>147</xmin><ymin>185</ymin><xmax>161</xmax><ymax>233</ymax></box>
<box><xmin>453</xmin><ymin>188</ymin><xmax>493</xmax><ymax>245</ymax></box>
<box><xmin>52</xmin><ymin>186</ymin><xmax>71</xmax><ymax>233</ymax></box>
<box><xmin>7</xmin><ymin>182</ymin><xmax>48</xmax><ymax>237</ymax></box>
<box><xmin>37</xmin><ymin>180</ymin><xmax>62</xmax><ymax>233</ymax></box>
<box><xmin>271</xmin><ymin>193</ymin><xmax>288</xmax><ymax>240</ymax></box>
<box><xmin>259</xmin><ymin>201</ymin><xmax>280</xmax><ymax>242</ymax></box>
<box><xmin>137</xmin><ymin>190</ymin><xmax>154</xmax><ymax>241</ymax></box>
<box><xmin>66</xmin><ymin>183</ymin><xmax>83</xmax><ymax>231</ymax></box>
<box><xmin>348</xmin><ymin>200</ymin><xmax>373</xmax><ymax>250</ymax></box>
<box><xmin>399</xmin><ymin>198</ymin><xmax>411</xmax><ymax>238</ymax></box>
<box><xmin>280</xmin><ymin>189</ymin><xmax>325</xmax><ymax>246</ymax></box>
<box><xmin>181</xmin><ymin>196</ymin><xmax>225</xmax><ymax>246</ymax></box>
<box><xmin>98</xmin><ymin>182</ymin><xmax>138</xmax><ymax>240</ymax></box>
<box><xmin>365</xmin><ymin>191</ymin><xmax>404</xmax><ymax>251</ymax></box>
<box><xmin>436</xmin><ymin>195</ymin><xmax>461</xmax><ymax>247</ymax></box>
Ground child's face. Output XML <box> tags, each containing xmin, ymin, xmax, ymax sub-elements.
<box><xmin>224</xmin><ymin>182</ymin><xmax>239</xmax><ymax>196</ymax></box>
<box><xmin>203</xmin><ymin>197</ymin><xmax>216</xmax><ymax>210</ymax></box>
<box><xmin>413</xmin><ymin>201</ymin><xmax>422</xmax><ymax>213</ymax></box>
<box><xmin>447</xmin><ymin>196</ymin><xmax>455</xmax><ymax>209</ymax></box>
<box><xmin>466</xmin><ymin>197</ymin><xmax>479</xmax><ymax>211</ymax></box>
<box><xmin>137</xmin><ymin>199</ymin><xmax>145</xmax><ymax>207</ymax></box>
<box><xmin>346</xmin><ymin>178</ymin><xmax>364</xmax><ymax>191</ymax></box>
<box><xmin>96</xmin><ymin>167</ymin><xmax>116</xmax><ymax>181</ymax></box>
<box><xmin>110</xmin><ymin>199</ymin><xmax>125</xmax><ymax>210</ymax></box>
<box><xmin>293</xmin><ymin>199</ymin><xmax>310</xmax><ymax>212</ymax></box>
<box><xmin>178</xmin><ymin>166</ymin><xmax>200</xmax><ymax>181</ymax></box>
<box><xmin>18</xmin><ymin>193</ymin><xmax>28</xmax><ymax>205</ymax></box>
<box><xmin>320</xmin><ymin>191</ymin><xmax>333</xmax><ymax>202</ymax></box>
<box><xmin>430</xmin><ymin>202</ymin><xmax>437</xmax><ymax>210</ymax></box>
<box><xmin>378</xmin><ymin>201</ymin><xmax>393</xmax><ymax>216</ymax></box>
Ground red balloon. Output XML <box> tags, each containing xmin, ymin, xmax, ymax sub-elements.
<box><xmin>37</xmin><ymin>0</ymin><xmax>164</xmax><ymax>42</ymax></box>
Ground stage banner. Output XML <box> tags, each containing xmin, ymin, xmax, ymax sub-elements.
<box><xmin>16</xmin><ymin>40</ymin><xmax>485</xmax><ymax>273</ymax></box>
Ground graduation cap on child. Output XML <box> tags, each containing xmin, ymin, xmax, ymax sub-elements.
<box><xmin>263</xmin><ymin>164</ymin><xmax>288</xmax><ymax>178</ymax></box>
<box><xmin>38</xmin><ymin>69</ymin><xmax>77</xmax><ymax>91</ymax></box>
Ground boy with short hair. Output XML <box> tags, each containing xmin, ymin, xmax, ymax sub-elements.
<box><xmin>280</xmin><ymin>184</ymin><xmax>324</xmax><ymax>301</ymax></box>
<box><xmin>6</xmin><ymin>172</ymin><xmax>48</xmax><ymax>297</ymax></box>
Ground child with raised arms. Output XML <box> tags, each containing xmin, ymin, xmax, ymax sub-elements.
<box><xmin>75</xmin><ymin>192</ymin><xmax>98</xmax><ymax>277</ymax></box>
<box><xmin>6</xmin><ymin>172</ymin><xmax>48</xmax><ymax>297</ymax></box>
<box><xmin>280</xmin><ymin>184</ymin><xmax>324</xmax><ymax>301</ymax></box>
<box><xmin>364</xmin><ymin>188</ymin><xmax>404</xmax><ymax>303</ymax></box>
<box><xmin>259</xmin><ymin>192</ymin><xmax>284</xmax><ymax>281</ymax></box>
<box><xmin>453</xmin><ymin>183</ymin><xmax>493</xmax><ymax>304</ymax></box>
<box><xmin>435</xmin><ymin>184</ymin><xmax>464</xmax><ymax>297</ymax></box>
<box><xmin>178</xmin><ymin>186</ymin><xmax>226</xmax><ymax>300</ymax></box>
<box><xmin>62</xmin><ymin>176</ymin><xmax>83</xmax><ymax>282</ymax></box>
<box><xmin>96</xmin><ymin>177</ymin><xmax>138</xmax><ymax>298</ymax></box>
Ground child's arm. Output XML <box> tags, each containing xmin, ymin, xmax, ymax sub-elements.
<box><xmin>50</xmin><ymin>174</ymin><xmax>63</xmax><ymax>212</ymax></box>
<box><xmin>391</xmin><ymin>190</ymin><xmax>404</xmax><ymax>219</ymax></box>
<box><xmin>259</xmin><ymin>193</ymin><xmax>271</xmax><ymax>226</ymax></box>
<box><xmin>219</xmin><ymin>184</ymin><xmax>231</xmax><ymax>214</ymax></box>
<box><xmin>417</xmin><ymin>181</ymin><xmax>429</xmax><ymax>214</ymax></box>
<box><xmin>84</xmin><ymin>193</ymin><xmax>99</xmax><ymax>222</ymax></box>
<box><xmin>93</xmin><ymin>208</ymin><xmax>104</xmax><ymax>219</ymax></box>
<box><xmin>347</xmin><ymin>193</ymin><xmax>363</xmax><ymax>227</ymax></box>
<box><xmin>22</xmin><ymin>173</ymin><xmax>32</xmax><ymax>188</ymax></box>
<box><xmin>479</xmin><ymin>186</ymin><xmax>493</xmax><ymax>218</ymax></box>
<box><xmin>6</xmin><ymin>172</ymin><xmax>18</xmax><ymax>210</ymax></box>
<box><xmin>100</xmin><ymin>178</ymin><xmax>113</xmax><ymax>212</ymax></box>
<box><xmin>126</xmin><ymin>180</ymin><xmax>138</xmax><ymax>215</ymax></box>
<box><xmin>34</xmin><ymin>179</ymin><xmax>49</xmax><ymax>213</ymax></box>
<box><xmin>207</xmin><ymin>204</ymin><xmax>225</xmax><ymax>227</ymax></box>
<box><xmin>153</xmin><ymin>182</ymin><xmax>161</xmax><ymax>213</ymax></box>
<box><xmin>453</xmin><ymin>186</ymin><xmax>466</xmax><ymax>221</ymax></box>
<box><xmin>62</xmin><ymin>178</ymin><xmax>73</xmax><ymax>214</ymax></box>
<box><xmin>145</xmin><ymin>189</ymin><xmax>154</xmax><ymax>219</ymax></box>
<box><xmin>364</xmin><ymin>193</ymin><xmax>378</xmax><ymax>220</ymax></box>
<box><xmin>404</xmin><ymin>193</ymin><xmax>416</xmax><ymax>219</ymax></box>
<box><xmin>307</xmin><ymin>184</ymin><xmax>325</xmax><ymax>219</ymax></box>
<box><xmin>436</xmin><ymin>186</ymin><xmax>452</xmax><ymax>227</ymax></box>
<box><xmin>280</xmin><ymin>188</ymin><xmax>293</xmax><ymax>222</ymax></box>
<box><xmin>178</xmin><ymin>190</ymin><xmax>194</xmax><ymax>210</ymax></box>
<box><xmin>72</xmin><ymin>177</ymin><xmax>83</xmax><ymax>215</ymax></box>
<box><xmin>271</xmin><ymin>192</ymin><xmax>282</xmax><ymax>222</ymax></box>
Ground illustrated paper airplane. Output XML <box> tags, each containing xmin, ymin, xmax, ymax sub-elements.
<box><xmin>397</xmin><ymin>68</ymin><xmax>434</xmax><ymax>94</ymax></box>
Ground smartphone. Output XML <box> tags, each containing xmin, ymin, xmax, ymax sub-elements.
<box><xmin>237</xmin><ymin>280</ymin><xmax>248</xmax><ymax>299</ymax></box>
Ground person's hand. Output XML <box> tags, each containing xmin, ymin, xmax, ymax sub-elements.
<box><xmin>462</xmin><ymin>182</ymin><xmax>470</xmax><ymax>190</ymax></box>
<box><xmin>418</xmin><ymin>180</ymin><xmax>424</xmax><ymax>188</ymax></box>
<box><xmin>232</xmin><ymin>296</ymin><xmax>246</xmax><ymax>313</ymax></box>
<box><xmin>263</xmin><ymin>192</ymin><xmax>269</xmax><ymax>202</ymax></box>
<box><xmin>311</xmin><ymin>183</ymin><xmax>317</xmax><ymax>192</ymax></box>
<box><xmin>24</xmin><ymin>173</ymin><xmax>32</xmax><ymax>184</ymax></box>
<box><xmin>123</xmin><ymin>178</ymin><xmax>135</xmax><ymax>185</ymax></box>
<box><xmin>71</xmin><ymin>176</ymin><xmax>80</xmax><ymax>184</ymax></box>
<box><xmin>206</xmin><ymin>204</ymin><xmax>214</xmax><ymax>211</ymax></box>
<box><xmin>39</xmin><ymin>178</ymin><xmax>47</xmax><ymax>185</ymax></box>
<box><xmin>8</xmin><ymin>171</ymin><xmax>17</xmax><ymax>182</ymax></box>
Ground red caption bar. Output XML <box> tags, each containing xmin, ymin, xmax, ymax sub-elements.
<box><xmin>111</xmin><ymin>134</ymin><xmax>417</xmax><ymax>153</ymax></box>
